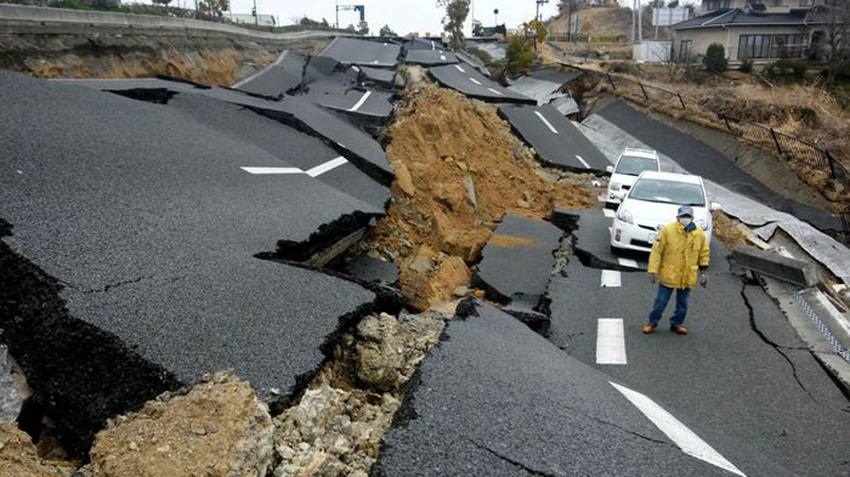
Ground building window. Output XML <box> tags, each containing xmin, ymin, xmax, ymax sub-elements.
<box><xmin>705</xmin><ymin>0</ymin><xmax>730</xmax><ymax>10</ymax></box>
<box><xmin>738</xmin><ymin>34</ymin><xmax>805</xmax><ymax>59</ymax></box>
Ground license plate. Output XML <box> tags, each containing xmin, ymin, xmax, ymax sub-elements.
<box><xmin>649</xmin><ymin>232</ymin><xmax>657</xmax><ymax>243</ymax></box>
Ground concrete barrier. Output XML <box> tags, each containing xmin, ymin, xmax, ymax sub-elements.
<box><xmin>0</xmin><ymin>4</ymin><xmax>340</xmax><ymax>43</ymax></box>
<box><xmin>733</xmin><ymin>246</ymin><xmax>820</xmax><ymax>287</ymax></box>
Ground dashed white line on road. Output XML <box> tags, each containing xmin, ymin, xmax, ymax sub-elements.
<box><xmin>347</xmin><ymin>91</ymin><xmax>372</xmax><ymax>112</ymax></box>
<box><xmin>610</xmin><ymin>382</ymin><xmax>747</xmax><ymax>476</ymax></box>
<box><xmin>618</xmin><ymin>258</ymin><xmax>639</xmax><ymax>268</ymax></box>
<box><xmin>240</xmin><ymin>167</ymin><xmax>303</xmax><ymax>175</ymax></box>
<box><xmin>601</xmin><ymin>270</ymin><xmax>622</xmax><ymax>288</ymax></box>
<box><xmin>486</xmin><ymin>87</ymin><xmax>504</xmax><ymax>96</ymax></box>
<box><xmin>351</xmin><ymin>65</ymin><xmax>361</xmax><ymax>72</ymax></box>
<box><xmin>575</xmin><ymin>155</ymin><xmax>591</xmax><ymax>169</ymax></box>
<box><xmin>430</xmin><ymin>40</ymin><xmax>435</xmax><ymax>50</ymax></box>
<box><xmin>306</xmin><ymin>157</ymin><xmax>348</xmax><ymax>177</ymax></box>
<box><xmin>534</xmin><ymin>111</ymin><xmax>559</xmax><ymax>135</ymax></box>
<box><xmin>469</xmin><ymin>77</ymin><xmax>483</xmax><ymax>85</ymax></box>
<box><xmin>603</xmin><ymin>208</ymin><xmax>616</xmax><ymax>218</ymax></box>
<box><xmin>454</xmin><ymin>64</ymin><xmax>466</xmax><ymax>73</ymax></box>
<box><xmin>440</xmin><ymin>55</ymin><xmax>447</xmax><ymax>61</ymax></box>
<box><xmin>596</xmin><ymin>319</ymin><xmax>627</xmax><ymax>365</ymax></box>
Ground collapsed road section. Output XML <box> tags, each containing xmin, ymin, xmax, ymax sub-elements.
<box><xmin>0</xmin><ymin>70</ymin><xmax>386</xmax><ymax>455</ymax></box>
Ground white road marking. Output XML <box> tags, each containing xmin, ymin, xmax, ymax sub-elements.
<box><xmin>603</xmin><ymin>208</ymin><xmax>616</xmax><ymax>218</ymax></box>
<box><xmin>430</xmin><ymin>40</ymin><xmax>435</xmax><ymax>50</ymax></box>
<box><xmin>534</xmin><ymin>111</ymin><xmax>559</xmax><ymax>135</ymax></box>
<box><xmin>575</xmin><ymin>155</ymin><xmax>591</xmax><ymax>169</ymax></box>
<box><xmin>232</xmin><ymin>51</ymin><xmax>288</xmax><ymax>88</ymax></box>
<box><xmin>348</xmin><ymin>91</ymin><xmax>372</xmax><ymax>112</ymax></box>
<box><xmin>618</xmin><ymin>258</ymin><xmax>639</xmax><ymax>268</ymax></box>
<box><xmin>351</xmin><ymin>65</ymin><xmax>361</xmax><ymax>72</ymax></box>
<box><xmin>601</xmin><ymin>270</ymin><xmax>622</xmax><ymax>288</ymax></box>
<box><xmin>469</xmin><ymin>77</ymin><xmax>483</xmax><ymax>85</ymax></box>
<box><xmin>240</xmin><ymin>167</ymin><xmax>303</xmax><ymax>175</ymax></box>
<box><xmin>372</xmin><ymin>60</ymin><xmax>379</xmax><ymax>64</ymax></box>
<box><xmin>596</xmin><ymin>319</ymin><xmax>627</xmax><ymax>365</ymax></box>
<box><xmin>610</xmin><ymin>382</ymin><xmax>747</xmax><ymax>476</ymax></box>
<box><xmin>486</xmin><ymin>87</ymin><xmax>504</xmax><ymax>96</ymax></box>
<box><xmin>454</xmin><ymin>64</ymin><xmax>466</xmax><ymax>73</ymax></box>
<box><xmin>305</xmin><ymin>157</ymin><xmax>348</xmax><ymax>177</ymax></box>
<box><xmin>440</xmin><ymin>55</ymin><xmax>447</xmax><ymax>61</ymax></box>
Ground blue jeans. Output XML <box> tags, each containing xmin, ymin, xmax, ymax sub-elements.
<box><xmin>647</xmin><ymin>285</ymin><xmax>691</xmax><ymax>328</ymax></box>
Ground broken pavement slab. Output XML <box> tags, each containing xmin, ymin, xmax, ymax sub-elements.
<box><xmin>404</xmin><ymin>49</ymin><xmax>458</xmax><ymax>66</ymax></box>
<box><xmin>232</xmin><ymin>50</ymin><xmax>306</xmax><ymax>98</ymax></box>
<box><xmin>319</xmin><ymin>37</ymin><xmax>401</xmax><ymax>67</ymax></box>
<box><xmin>499</xmin><ymin>104</ymin><xmax>610</xmax><ymax>173</ymax></box>
<box><xmin>732</xmin><ymin>246</ymin><xmax>820</xmax><ymax>287</ymax></box>
<box><xmin>428</xmin><ymin>63</ymin><xmax>534</xmax><ymax>104</ymax></box>
<box><xmin>0</xmin><ymin>71</ymin><xmax>381</xmax><ymax>455</ymax></box>
<box><xmin>375</xmin><ymin>301</ymin><xmax>766</xmax><ymax>477</ymax></box>
<box><xmin>473</xmin><ymin>214</ymin><xmax>564</xmax><ymax>331</ymax></box>
<box><xmin>553</xmin><ymin>209</ymin><xmax>648</xmax><ymax>271</ymax></box>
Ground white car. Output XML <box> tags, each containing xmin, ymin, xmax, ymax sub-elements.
<box><xmin>610</xmin><ymin>171</ymin><xmax>719</xmax><ymax>253</ymax></box>
<box><xmin>606</xmin><ymin>148</ymin><xmax>661</xmax><ymax>208</ymax></box>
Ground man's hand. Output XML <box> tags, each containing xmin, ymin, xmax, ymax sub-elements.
<box><xmin>699</xmin><ymin>273</ymin><xmax>708</xmax><ymax>288</ymax></box>
<box><xmin>648</xmin><ymin>273</ymin><xmax>657</xmax><ymax>284</ymax></box>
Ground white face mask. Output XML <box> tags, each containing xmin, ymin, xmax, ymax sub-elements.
<box><xmin>679</xmin><ymin>217</ymin><xmax>693</xmax><ymax>227</ymax></box>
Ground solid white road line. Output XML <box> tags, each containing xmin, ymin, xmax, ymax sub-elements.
<box><xmin>469</xmin><ymin>77</ymin><xmax>483</xmax><ymax>85</ymax></box>
<box><xmin>575</xmin><ymin>155</ymin><xmax>591</xmax><ymax>169</ymax></box>
<box><xmin>454</xmin><ymin>64</ymin><xmax>466</xmax><ymax>73</ymax></box>
<box><xmin>610</xmin><ymin>382</ymin><xmax>747</xmax><ymax>476</ymax></box>
<box><xmin>305</xmin><ymin>157</ymin><xmax>348</xmax><ymax>178</ymax></box>
<box><xmin>601</xmin><ymin>270</ymin><xmax>622</xmax><ymax>288</ymax></box>
<box><xmin>240</xmin><ymin>167</ymin><xmax>303</xmax><ymax>175</ymax></box>
<box><xmin>232</xmin><ymin>51</ymin><xmax>288</xmax><ymax>88</ymax></box>
<box><xmin>618</xmin><ymin>258</ymin><xmax>639</xmax><ymax>268</ymax></box>
<box><xmin>486</xmin><ymin>87</ymin><xmax>504</xmax><ymax>96</ymax></box>
<box><xmin>596</xmin><ymin>319</ymin><xmax>627</xmax><ymax>365</ymax></box>
<box><xmin>603</xmin><ymin>208</ymin><xmax>616</xmax><ymax>218</ymax></box>
<box><xmin>348</xmin><ymin>91</ymin><xmax>372</xmax><ymax>112</ymax></box>
<box><xmin>534</xmin><ymin>111</ymin><xmax>559</xmax><ymax>135</ymax></box>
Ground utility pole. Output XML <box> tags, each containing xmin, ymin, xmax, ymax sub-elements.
<box><xmin>637</xmin><ymin>0</ymin><xmax>642</xmax><ymax>42</ymax></box>
<box><xmin>335</xmin><ymin>0</ymin><xmax>339</xmax><ymax>29</ymax></box>
<box><xmin>494</xmin><ymin>8</ymin><xmax>498</xmax><ymax>27</ymax></box>
<box><xmin>253</xmin><ymin>0</ymin><xmax>258</xmax><ymax>26</ymax></box>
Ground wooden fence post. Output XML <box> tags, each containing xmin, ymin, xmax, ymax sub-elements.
<box><xmin>638</xmin><ymin>81</ymin><xmax>649</xmax><ymax>100</ymax></box>
<box><xmin>769</xmin><ymin>128</ymin><xmax>783</xmax><ymax>156</ymax></box>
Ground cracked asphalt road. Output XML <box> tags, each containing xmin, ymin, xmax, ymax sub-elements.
<box><xmin>547</xmin><ymin>209</ymin><xmax>850</xmax><ymax>476</ymax></box>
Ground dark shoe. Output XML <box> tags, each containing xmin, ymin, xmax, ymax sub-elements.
<box><xmin>642</xmin><ymin>323</ymin><xmax>656</xmax><ymax>334</ymax></box>
<box><xmin>671</xmin><ymin>325</ymin><xmax>688</xmax><ymax>335</ymax></box>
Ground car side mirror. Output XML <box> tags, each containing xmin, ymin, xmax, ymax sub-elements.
<box><xmin>710</xmin><ymin>202</ymin><xmax>722</xmax><ymax>212</ymax></box>
<box><xmin>606</xmin><ymin>165</ymin><xmax>614</xmax><ymax>174</ymax></box>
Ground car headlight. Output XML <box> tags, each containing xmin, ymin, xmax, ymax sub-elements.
<box><xmin>610</xmin><ymin>182</ymin><xmax>621</xmax><ymax>191</ymax></box>
<box><xmin>696</xmin><ymin>219</ymin><xmax>708</xmax><ymax>230</ymax></box>
<box><xmin>616</xmin><ymin>208</ymin><xmax>634</xmax><ymax>224</ymax></box>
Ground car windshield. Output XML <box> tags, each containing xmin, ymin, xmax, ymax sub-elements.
<box><xmin>615</xmin><ymin>155</ymin><xmax>657</xmax><ymax>176</ymax></box>
<box><xmin>628</xmin><ymin>178</ymin><xmax>705</xmax><ymax>206</ymax></box>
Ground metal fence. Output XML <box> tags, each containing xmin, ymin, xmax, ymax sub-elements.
<box><xmin>582</xmin><ymin>67</ymin><xmax>850</xmax><ymax>193</ymax></box>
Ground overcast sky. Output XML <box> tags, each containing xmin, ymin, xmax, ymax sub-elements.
<box><xmin>221</xmin><ymin>0</ymin><xmax>561</xmax><ymax>36</ymax></box>
<box><xmin>137</xmin><ymin>1</ymin><xmax>696</xmax><ymax>35</ymax></box>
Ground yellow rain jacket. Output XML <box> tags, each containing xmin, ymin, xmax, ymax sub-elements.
<box><xmin>648</xmin><ymin>221</ymin><xmax>710</xmax><ymax>289</ymax></box>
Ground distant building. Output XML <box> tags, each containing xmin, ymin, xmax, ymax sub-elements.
<box><xmin>670</xmin><ymin>0</ymin><xmax>838</xmax><ymax>64</ymax></box>
<box><xmin>229</xmin><ymin>13</ymin><xmax>277</xmax><ymax>27</ymax></box>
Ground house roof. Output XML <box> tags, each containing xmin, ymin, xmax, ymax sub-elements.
<box><xmin>670</xmin><ymin>7</ymin><xmax>823</xmax><ymax>30</ymax></box>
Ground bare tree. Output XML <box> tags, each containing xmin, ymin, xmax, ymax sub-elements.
<box><xmin>817</xmin><ymin>1</ymin><xmax>850</xmax><ymax>87</ymax></box>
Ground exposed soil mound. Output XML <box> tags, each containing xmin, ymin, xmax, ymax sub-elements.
<box><xmin>85</xmin><ymin>371</ymin><xmax>273</xmax><ymax>477</ymax></box>
<box><xmin>0</xmin><ymin>422</ymin><xmax>67</xmax><ymax>477</ymax></box>
<box><xmin>360</xmin><ymin>86</ymin><xmax>595</xmax><ymax>310</ymax></box>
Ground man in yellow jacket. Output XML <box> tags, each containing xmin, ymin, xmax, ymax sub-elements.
<box><xmin>643</xmin><ymin>206</ymin><xmax>710</xmax><ymax>335</ymax></box>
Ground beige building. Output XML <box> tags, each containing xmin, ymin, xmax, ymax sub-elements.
<box><xmin>670</xmin><ymin>0</ymin><xmax>836</xmax><ymax>64</ymax></box>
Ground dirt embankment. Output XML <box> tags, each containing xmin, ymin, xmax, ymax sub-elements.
<box><xmin>0</xmin><ymin>34</ymin><xmax>329</xmax><ymax>85</ymax></box>
<box><xmin>358</xmin><ymin>85</ymin><xmax>596</xmax><ymax>310</ymax></box>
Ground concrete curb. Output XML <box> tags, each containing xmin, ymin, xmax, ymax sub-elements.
<box><xmin>732</xmin><ymin>246</ymin><xmax>820</xmax><ymax>288</ymax></box>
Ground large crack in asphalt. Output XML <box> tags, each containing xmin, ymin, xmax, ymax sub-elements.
<box><xmin>740</xmin><ymin>282</ymin><xmax>819</xmax><ymax>404</ymax></box>
<box><xmin>465</xmin><ymin>438</ymin><xmax>565</xmax><ymax>477</ymax></box>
